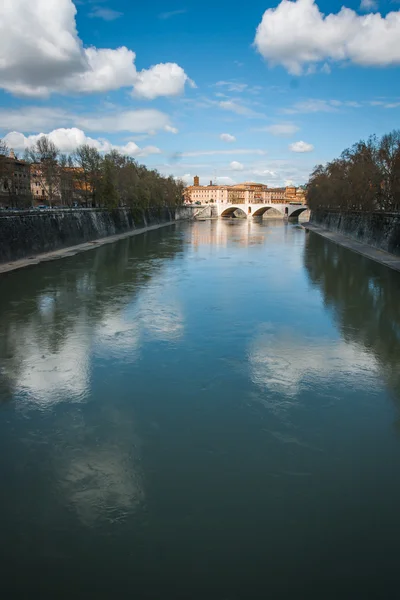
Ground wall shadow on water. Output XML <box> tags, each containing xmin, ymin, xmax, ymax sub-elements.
<box><xmin>0</xmin><ymin>225</ymin><xmax>184</xmax><ymax>403</ymax></box>
<box><xmin>0</xmin><ymin>225</ymin><xmax>188</xmax><ymax>594</ymax></box>
<box><xmin>304</xmin><ymin>231</ymin><xmax>400</xmax><ymax>413</ymax></box>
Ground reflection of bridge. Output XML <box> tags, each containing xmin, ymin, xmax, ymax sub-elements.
<box><xmin>218</xmin><ymin>203</ymin><xmax>308</xmax><ymax>218</ymax></box>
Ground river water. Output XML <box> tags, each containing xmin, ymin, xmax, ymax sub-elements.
<box><xmin>1</xmin><ymin>219</ymin><xmax>400</xmax><ymax>599</ymax></box>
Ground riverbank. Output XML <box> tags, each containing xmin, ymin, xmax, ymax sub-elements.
<box><xmin>0</xmin><ymin>206</ymin><xmax>195</xmax><ymax>274</ymax></box>
<box><xmin>303</xmin><ymin>222</ymin><xmax>400</xmax><ymax>272</ymax></box>
<box><xmin>0</xmin><ymin>220</ymin><xmax>181</xmax><ymax>275</ymax></box>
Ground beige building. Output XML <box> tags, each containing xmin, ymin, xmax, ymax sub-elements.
<box><xmin>30</xmin><ymin>164</ymin><xmax>88</xmax><ymax>206</ymax></box>
<box><xmin>30</xmin><ymin>163</ymin><xmax>50</xmax><ymax>203</ymax></box>
<box><xmin>185</xmin><ymin>178</ymin><xmax>306</xmax><ymax>205</ymax></box>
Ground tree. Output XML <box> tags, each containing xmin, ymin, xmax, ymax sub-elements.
<box><xmin>306</xmin><ymin>130</ymin><xmax>400</xmax><ymax>213</ymax></box>
<box><xmin>99</xmin><ymin>156</ymin><xmax>119</xmax><ymax>208</ymax></box>
<box><xmin>72</xmin><ymin>145</ymin><xmax>102</xmax><ymax>206</ymax></box>
<box><xmin>0</xmin><ymin>138</ymin><xmax>8</xmax><ymax>156</ymax></box>
<box><xmin>6</xmin><ymin>137</ymin><xmax>185</xmax><ymax>211</ymax></box>
<box><xmin>59</xmin><ymin>154</ymin><xmax>76</xmax><ymax>206</ymax></box>
<box><xmin>0</xmin><ymin>138</ymin><xmax>11</xmax><ymax>203</ymax></box>
<box><xmin>376</xmin><ymin>131</ymin><xmax>400</xmax><ymax>211</ymax></box>
<box><xmin>26</xmin><ymin>136</ymin><xmax>60</xmax><ymax>206</ymax></box>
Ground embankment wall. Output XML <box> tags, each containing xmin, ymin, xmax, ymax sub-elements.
<box><xmin>310</xmin><ymin>210</ymin><xmax>400</xmax><ymax>256</ymax></box>
<box><xmin>0</xmin><ymin>206</ymin><xmax>195</xmax><ymax>263</ymax></box>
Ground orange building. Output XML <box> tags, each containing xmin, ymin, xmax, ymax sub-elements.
<box><xmin>185</xmin><ymin>177</ymin><xmax>306</xmax><ymax>205</ymax></box>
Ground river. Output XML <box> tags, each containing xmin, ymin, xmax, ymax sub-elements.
<box><xmin>1</xmin><ymin>219</ymin><xmax>400</xmax><ymax>599</ymax></box>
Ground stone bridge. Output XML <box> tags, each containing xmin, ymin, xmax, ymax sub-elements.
<box><xmin>219</xmin><ymin>202</ymin><xmax>308</xmax><ymax>218</ymax></box>
<box><xmin>194</xmin><ymin>203</ymin><xmax>308</xmax><ymax>219</ymax></box>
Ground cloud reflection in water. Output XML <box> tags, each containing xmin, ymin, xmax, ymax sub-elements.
<box><xmin>248</xmin><ymin>324</ymin><xmax>379</xmax><ymax>409</ymax></box>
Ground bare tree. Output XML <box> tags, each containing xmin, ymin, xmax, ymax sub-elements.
<box><xmin>26</xmin><ymin>136</ymin><xmax>60</xmax><ymax>206</ymax></box>
<box><xmin>0</xmin><ymin>138</ymin><xmax>8</xmax><ymax>156</ymax></box>
<box><xmin>0</xmin><ymin>138</ymin><xmax>15</xmax><ymax>206</ymax></box>
<box><xmin>306</xmin><ymin>130</ymin><xmax>400</xmax><ymax>213</ymax></box>
<box><xmin>59</xmin><ymin>154</ymin><xmax>76</xmax><ymax>206</ymax></box>
<box><xmin>72</xmin><ymin>145</ymin><xmax>102</xmax><ymax>206</ymax></box>
<box><xmin>10</xmin><ymin>137</ymin><xmax>185</xmax><ymax>211</ymax></box>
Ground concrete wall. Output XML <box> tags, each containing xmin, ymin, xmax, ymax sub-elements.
<box><xmin>0</xmin><ymin>206</ymin><xmax>195</xmax><ymax>264</ymax></box>
<box><xmin>310</xmin><ymin>210</ymin><xmax>400</xmax><ymax>256</ymax></box>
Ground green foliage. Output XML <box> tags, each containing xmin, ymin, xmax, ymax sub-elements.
<box><xmin>20</xmin><ymin>136</ymin><xmax>184</xmax><ymax>208</ymax></box>
<box><xmin>99</xmin><ymin>157</ymin><xmax>119</xmax><ymax>208</ymax></box>
<box><xmin>307</xmin><ymin>130</ymin><xmax>400</xmax><ymax>212</ymax></box>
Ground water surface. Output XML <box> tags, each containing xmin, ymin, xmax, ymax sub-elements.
<box><xmin>1</xmin><ymin>220</ymin><xmax>400</xmax><ymax>599</ymax></box>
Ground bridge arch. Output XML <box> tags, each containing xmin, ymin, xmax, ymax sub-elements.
<box><xmin>289</xmin><ymin>207</ymin><xmax>308</xmax><ymax>218</ymax></box>
<box><xmin>220</xmin><ymin>206</ymin><xmax>247</xmax><ymax>218</ymax></box>
<box><xmin>252</xmin><ymin>206</ymin><xmax>285</xmax><ymax>218</ymax></box>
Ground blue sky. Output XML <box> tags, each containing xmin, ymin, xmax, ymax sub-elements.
<box><xmin>0</xmin><ymin>0</ymin><xmax>399</xmax><ymax>186</ymax></box>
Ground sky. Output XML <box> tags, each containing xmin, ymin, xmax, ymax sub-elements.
<box><xmin>0</xmin><ymin>0</ymin><xmax>400</xmax><ymax>187</ymax></box>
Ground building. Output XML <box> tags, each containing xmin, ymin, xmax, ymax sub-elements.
<box><xmin>0</xmin><ymin>150</ymin><xmax>31</xmax><ymax>206</ymax></box>
<box><xmin>30</xmin><ymin>163</ymin><xmax>51</xmax><ymax>203</ymax></box>
<box><xmin>185</xmin><ymin>180</ymin><xmax>229</xmax><ymax>204</ymax></box>
<box><xmin>185</xmin><ymin>177</ymin><xmax>306</xmax><ymax>205</ymax></box>
<box><xmin>30</xmin><ymin>164</ymin><xmax>90</xmax><ymax>206</ymax></box>
<box><xmin>62</xmin><ymin>167</ymin><xmax>93</xmax><ymax>205</ymax></box>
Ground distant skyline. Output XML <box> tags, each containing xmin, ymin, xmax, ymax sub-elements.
<box><xmin>1</xmin><ymin>0</ymin><xmax>400</xmax><ymax>186</ymax></box>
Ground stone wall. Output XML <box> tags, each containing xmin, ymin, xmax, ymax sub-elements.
<box><xmin>310</xmin><ymin>210</ymin><xmax>400</xmax><ymax>256</ymax></box>
<box><xmin>0</xmin><ymin>206</ymin><xmax>195</xmax><ymax>264</ymax></box>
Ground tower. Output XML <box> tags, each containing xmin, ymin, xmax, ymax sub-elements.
<box><xmin>194</xmin><ymin>175</ymin><xmax>199</xmax><ymax>186</ymax></box>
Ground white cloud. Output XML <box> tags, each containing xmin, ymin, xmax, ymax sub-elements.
<box><xmin>217</xmin><ymin>176</ymin><xmax>237</xmax><ymax>185</ymax></box>
<box><xmin>230</xmin><ymin>161</ymin><xmax>244</xmax><ymax>171</ymax></box>
<box><xmin>79</xmin><ymin>109</ymin><xmax>174</xmax><ymax>134</ymax></box>
<box><xmin>289</xmin><ymin>140</ymin><xmax>314</xmax><ymax>152</ymax></box>
<box><xmin>0</xmin><ymin>107</ymin><xmax>175</xmax><ymax>135</ymax></box>
<box><xmin>252</xmin><ymin>169</ymin><xmax>278</xmax><ymax>178</ymax></box>
<box><xmin>283</xmin><ymin>98</ymin><xmax>363</xmax><ymax>114</ymax></box>
<box><xmin>283</xmin><ymin>99</ymin><xmax>339</xmax><ymax>114</ymax></box>
<box><xmin>261</xmin><ymin>123</ymin><xmax>299</xmax><ymax>136</ymax></box>
<box><xmin>220</xmin><ymin>133</ymin><xmax>236</xmax><ymax>143</ymax></box>
<box><xmin>88</xmin><ymin>7</ymin><xmax>123</xmax><ymax>20</ymax></box>
<box><xmin>321</xmin><ymin>62</ymin><xmax>331</xmax><ymax>74</ymax></box>
<box><xmin>133</xmin><ymin>63</ymin><xmax>196</xmax><ymax>100</ymax></box>
<box><xmin>164</xmin><ymin>125</ymin><xmax>179</xmax><ymax>134</ymax></box>
<box><xmin>158</xmin><ymin>9</ymin><xmax>187</xmax><ymax>19</ymax></box>
<box><xmin>359</xmin><ymin>0</ymin><xmax>378</xmax><ymax>11</ymax></box>
<box><xmin>4</xmin><ymin>128</ymin><xmax>161</xmax><ymax>157</ymax></box>
<box><xmin>0</xmin><ymin>107</ymin><xmax>71</xmax><ymax>132</ymax></box>
<box><xmin>181</xmin><ymin>149</ymin><xmax>266</xmax><ymax>157</ymax></box>
<box><xmin>219</xmin><ymin>101</ymin><xmax>265</xmax><ymax>118</ymax></box>
<box><xmin>0</xmin><ymin>106</ymin><xmax>178</xmax><ymax>133</ymax></box>
<box><xmin>0</xmin><ymin>0</ymin><xmax>192</xmax><ymax>98</ymax></box>
<box><xmin>215</xmin><ymin>81</ymin><xmax>248</xmax><ymax>92</ymax></box>
<box><xmin>71</xmin><ymin>47</ymin><xmax>137</xmax><ymax>94</ymax></box>
<box><xmin>177</xmin><ymin>173</ymin><xmax>194</xmax><ymax>185</ymax></box>
<box><xmin>254</xmin><ymin>0</ymin><xmax>400</xmax><ymax>74</ymax></box>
